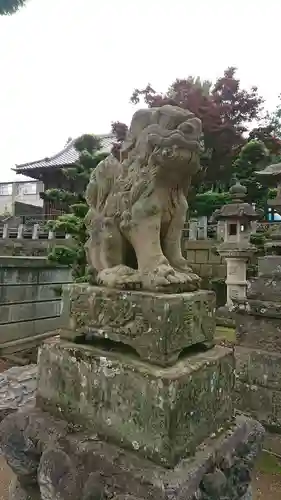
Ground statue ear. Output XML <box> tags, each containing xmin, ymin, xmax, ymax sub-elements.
<box><xmin>151</xmin><ymin>108</ymin><xmax>161</xmax><ymax>125</ymax></box>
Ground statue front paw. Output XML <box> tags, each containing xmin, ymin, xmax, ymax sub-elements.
<box><xmin>170</xmin><ymin>258</ymin><xmax>201</xmax><ymax>289</ymax></box>
<box><xmin>97</xmin><ymin>265</ymin><xmax>142</xmax><ymax>290</ymax></box>
<box><xmin>142</xmin><ymin>264</ymin><xmax>200</xmax><ymax>292</ymax></box>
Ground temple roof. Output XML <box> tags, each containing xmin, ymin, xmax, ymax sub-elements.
<box><xmin>15</xmin><ymin>134</ymin><xmax>115</xmax><ymax>173</ymax></box>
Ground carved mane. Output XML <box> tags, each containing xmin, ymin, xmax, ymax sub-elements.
<box><xmin>86</xmin><ymin>105</ymin><xmax>202</xmax><ymax>220</ymax></box>
<box><xmin>85</xmin><ymin>104</ymin><xmax>202</xmax><ymax>292</ymax></box>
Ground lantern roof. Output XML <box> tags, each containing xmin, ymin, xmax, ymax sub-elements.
<box><xmin>212</xmin><ymin>181</ymin><xmax>261</xmax><ymax>220</ymax></box>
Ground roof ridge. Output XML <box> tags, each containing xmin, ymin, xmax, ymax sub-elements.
<box><xmin>15</xmin><ymin>133</ymin><xmax>114</xmax><ymax>169</ymax></box>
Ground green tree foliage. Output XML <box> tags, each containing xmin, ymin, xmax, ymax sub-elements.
<box><xmin>232</xmin><ymin>140</ymin><xmax>269</xmax><ymax>206</ymax></box>
<box><xmin>268</xmin><ymin>95</ymin><xmax>281</xmax><ymax>139</ymax></box>
<box><xmin>0</xmin><ymin>0</ymin><xmax>27</xmax><ymax>15</ymax></box>
<box><xmin>113</xmin><ymin>67</ymin><xmax>281</xmax><ymax>216</ymax></box>
<box><xmin>248</xmin><ymin>96</ymin><xmax>281</xmax><ymax>165</ymax></box>
<box><xmin>189</xmin><ymin>191</ymin><xmax>231</xmax><ymax>218</ymax></box>
<box><xmin>45</xmin><ymin>135</ymin><xmax>108</xmax><ymax>281</ymax></box>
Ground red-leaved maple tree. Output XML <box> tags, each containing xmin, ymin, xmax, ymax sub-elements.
<box><xmin>112</xmin><ymin>67</ymin><xmax>267</xmax><ymax>190</ymax></box>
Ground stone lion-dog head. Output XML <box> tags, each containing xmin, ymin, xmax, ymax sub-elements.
<box><xmin>121</xmin><ymin>104</ymin><xmax>203</xmax><ymax>187</ymax></box>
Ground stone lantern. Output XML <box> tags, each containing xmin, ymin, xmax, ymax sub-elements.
<box><xmin>213</xmin><ymin>181</ymin><xmax>260</xmax><ymax>310</ymax></box>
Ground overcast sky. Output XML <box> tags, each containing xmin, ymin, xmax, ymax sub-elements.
<box><xmin>0</xmin><ymin>0</ymin><xmax>280</xmax><ymax>181</ymax></box>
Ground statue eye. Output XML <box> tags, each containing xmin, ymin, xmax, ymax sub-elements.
<box><xmin>183</xmin><ymin>124</ymin><xmax>194</xmax><ymax>134</ymax></box>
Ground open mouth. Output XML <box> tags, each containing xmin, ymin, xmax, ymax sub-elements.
<box><xmin>162</xmin><ymin>132</ymin><xmax>202</xmax><ymax>152</ymax></box>
<box><xmin>148</xmin><ymin>130</ymin><xmax>202</xmax><ymax>154</ymax></box>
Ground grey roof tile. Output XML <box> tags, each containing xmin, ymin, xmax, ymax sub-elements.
<box><xmin>16</xmin><ymin>134</ymin><xmax>115</xmax><ymax>171</ymax></box>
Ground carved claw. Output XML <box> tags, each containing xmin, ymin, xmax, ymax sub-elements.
<box><xmin>97</xmin><ymin>265</ymin><xmax>142</xmax><ymax>290</ymax></box>
<box><xmin>142</xmin><ymin>264</ymin><xmax>200</xmax><ymax>292</ymax></box>
<box><xmin>170</xmin><ymin>258</ymin><xmax>201</xmax><ymax>288</ymax></box>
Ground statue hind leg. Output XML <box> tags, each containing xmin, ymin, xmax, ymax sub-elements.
<box><xmin>86</xmin><ymin>217</ymin><xmax>141</xmax><ymax>289</ymax></box>
<box><xmin>162</xmin><ymin>195</ymin><xmax>201</xmax><ymax>288</ymax></box>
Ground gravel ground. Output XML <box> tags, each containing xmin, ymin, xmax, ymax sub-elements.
<box><xmin>253</xmin><ymin>473</ymin><xmax>281</xmax><ymax>499</ymax></box>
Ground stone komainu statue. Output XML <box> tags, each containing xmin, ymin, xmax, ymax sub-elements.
<box><xmin>85</xmin><ymin>105</ymin><xmax>202</xmax><ymax>292</ymax></box>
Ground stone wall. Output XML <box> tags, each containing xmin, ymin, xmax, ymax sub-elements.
<box><xmin>0</xmin><ymin>237</ymin><xmax>73</xmax><ymax>257</ymax></box>
<box><xmin>0</xmin><ymin>221</ymin><xmax>75</xmax><ymax>257</ymax></box>
<box><xmin>182</xmin><ymin>240</ymin><xmax>226</xmax><ymax>279</ymax></box>
<box><xmin>0</xmin><ymin>256</ymin><xmax>72</xmax><ymax>353</ymax></box>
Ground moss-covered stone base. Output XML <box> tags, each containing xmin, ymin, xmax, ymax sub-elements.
<box><xmin>235</xmin><ymin>346</ymin><xmax>281</xmax><ymax>431</ymax></box>
<box><xmin>37</xmin><ymin>339</ymin><xmax>234</xmax><ymax>467</ymax></box>
<box><xmin>0</xmin><ymin>409</ymin><xmax>264</xmax><ymax>500</ymax></box>
<box><xmin>60</xmin><ymin>284</ymin><xmax>216</xmax><ymax>365</ymax></box>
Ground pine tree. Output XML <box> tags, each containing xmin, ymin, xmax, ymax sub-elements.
<box><xmin>44</xmin><ymin>134</ymin><xmax>108</xmax><ymax>281</ymax></box>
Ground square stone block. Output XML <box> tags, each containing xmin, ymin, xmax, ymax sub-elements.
<box><xmin>60</xmin><ymin>284</ymin><xmax>216</xmax><ymax>366</ymax></box>
<box><xmin>37</xmin><ymin>339</ymin><xmax>234</xmax><ymax>467</ymax></box>
<box><xmin>247</xmin><ymin>275</ymin><xmax>281</xmax><ymax>302</ymax></box>
<box><xmin>235</xmin><ymin>346</ymin><xmax>281</xmax><ymax>430</ymax></box>
<box><xmin>236</xmin><ymin>346</ymin><xmax>281</xmax><ymax>392</ymax></box>
<box><xmin>235</xmin><ymin>304</ymin><xmax>281</xmax><ymax>352</ymax></box>
<box><xmin>235</xmin><ymin>380</ymin><xmax>281</xmax><ymax>431</ymax></box>
<box><xmin>258</xmin><ymin>256</ymin><xmax>281</xmax><ymax>276</ymax></box>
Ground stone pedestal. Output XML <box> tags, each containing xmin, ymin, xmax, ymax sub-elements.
<box><xmin>37</xmin><ymin>340</ymin><xmax>233</xmax><ymax>467</ymax></box>
<box><xmin>225</xmin><ymin>256</ymin><xmax>248</xmax><ymax>306</ymax></box>
<box><xmin>0</xmin><ymin>285</ymin><xmax>264</xmax><ymax>499</ymax></box>
<box><xmin>234</xmin><ymin>256</ymin><xmax>281</xmax><ymax>431</ymax></box>
<box><xmin>216</xmin><ymin>246</ymin><xmax>254</xmax><ymax>329</ymax></box>
<box><xmin>60</xmin><ymin>285</ymin><xmax>216</xmax><ymax>366</ymax></box>
<box><xmin>1</xmin><ymin>409</ymin><xmax>263</xmax><ymax>500</ymax></box>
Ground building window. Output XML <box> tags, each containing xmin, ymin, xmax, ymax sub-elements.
<box><xmin>0</xmin><ymin>184</ymin><xmax>12</xmax><ymax>196</ymax></box>
<box><xmin>17</xmin><ymin>182</ymin><xmax>37</xmax><ymax>196</ymax></box>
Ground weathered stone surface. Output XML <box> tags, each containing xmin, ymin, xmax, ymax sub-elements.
<box><xmin>0</xmin><ymin>408</ymin><xmax>264</xmax><ymax>500</ymax></box>
<box><xmin>60</xmin><ymin>284</ymin><xmax>215</xmax><ymax>365</ymax></box>
<box><xmin>236</xmin><ymin>346</ymin><xmax>281</xmax><ymax>391</ymax></box>
<box><xmin>247</xmin><ymin>275</ymin><xmax>281</xmax><ymax>301</ymax></box>
<box><xmin>216</xmin><ymin>305</ymin><xmax>235</xmax><ymax>328</ymax></box>
<box><xmin>9</xmin><ymin>479</ymin><xmax>41</xmax><ymax>500</ymax></box>
<box><xmin>263</xmin><ymin>431</ymin><xmax>281</xmax><ymax>455</ymax></box>
<box><xmin>241</xmin><ymin>486</ymin><xmax>253</xmax><ymax>500</ymax></box>
<box><xmin>36</xmin><ymin>339</ymin><xmax>234</xmax><ymax>467</ymax></box>
<box><xmin>235</xmin><ymin>346</ymin><xmax>281</xmax><ymax>430</ymax></box>
<box><xmin>85</xmin><ymin>105</ymin><xmax>203</xmax><ymax>293</ymax></box>
<box><xmin>0</xmin><ymin>365</ymin><xmax>36</xmax><ymax>421</ymax></box>
<box><xmin>235</xmin><ymin>380</ymin><xmax>281</xmax><ymax>431</ymax></box>
<box><xmin>258</xmin><ymin>255</ymin><xmax>281</xmax><ymax>276</ymax></box>
<box><xmin>235</xmin><ymin>305</ymin><xmax>281</xmax><ymax>352</ymax></box>
<box><xmin>233</xmin><ymin>252</ymin><xmax>281</xmax><ymax>430</ymax></box>
<box><xmin>0</xmin><ymin>256</ymin><xmax>72</xmax><ymax>348</ymax></box>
